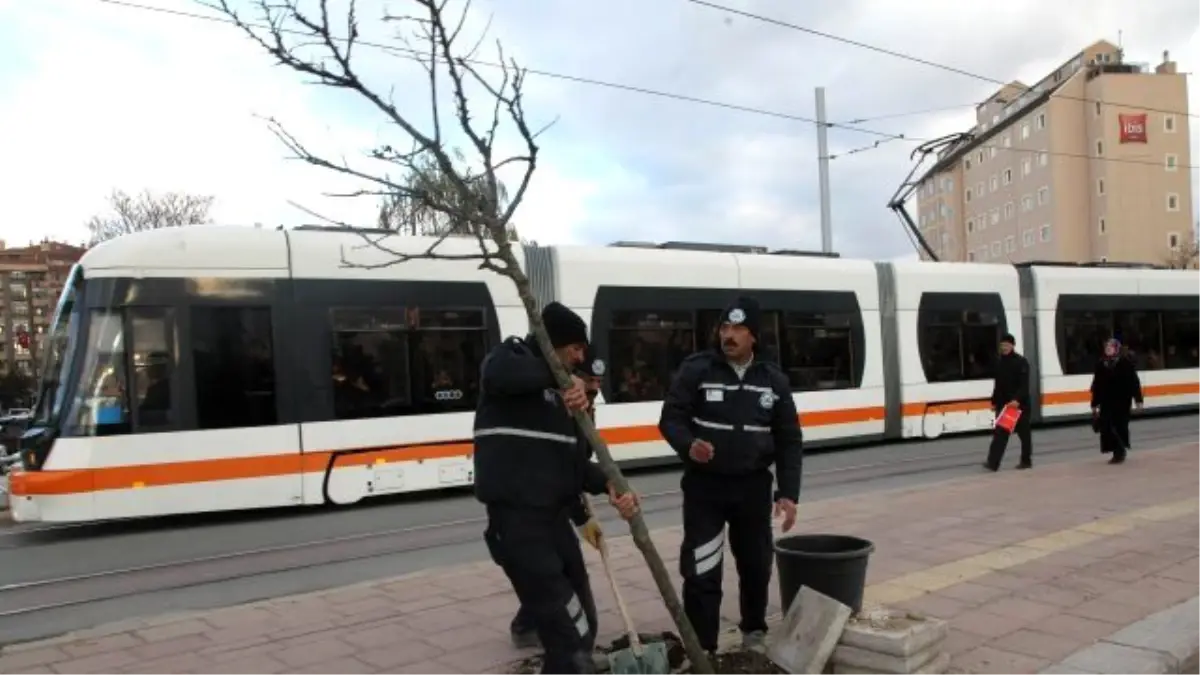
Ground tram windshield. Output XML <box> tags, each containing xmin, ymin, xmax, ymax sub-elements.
<box><xmin>31</xmin><ymin>265</ymin><xmax>83</xmax><ymax>427</ymax></box>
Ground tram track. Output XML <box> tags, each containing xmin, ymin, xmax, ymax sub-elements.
<box><xmin>2</xmin><ymin>423</ymin><xmax>1194</xmax><ymax>621</ymax></box>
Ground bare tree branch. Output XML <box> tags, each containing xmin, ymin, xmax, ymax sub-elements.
<box><xmin>206</xmin><ymin>1</ymin><xmax>713</xmax><ymax>670</ymax></box>
<box><xmin>85</xmin><ymin>189</ymin><xmax>214</xmax><ymax>245</ymax></box>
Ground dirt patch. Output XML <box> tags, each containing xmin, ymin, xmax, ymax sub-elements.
<box><xmin>506</xmin><ymin>632</ymin><xmax>789</xmax><ymax>674</ymax></box>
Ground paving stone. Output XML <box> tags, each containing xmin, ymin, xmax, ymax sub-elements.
<box><xmin>1067</xmin><ymin>597</ymin><xmax>1155</xmax><ymax>625</ymax></box>
<box><xmin>838</xmin><ymin>608</ymin><xmax>948</xmax><ymax>658</ymax></box>
<box><xmin>435</xmin><ymin>639</ymin><xmax>522</xmax><ymax>672</ymax></box>
<box><xmin>50</xmin><ymin>649</ymin><xmax>141</xmax><ymax>674</ymax></box>
<box><xmin>1028</xmin><ymin>613</ymin><xmax>1123</xmax><ymax>643</ymax></box>
<box><xmin>293</xmin><ymin>656</ymin><xmax>376</xmax><ymax>674</ymax></box>
<box><xmin>132</xmin><ymin>619</ymin><xmax>211</xmax><ymax>643</ymax></box>
<box><xmin>991</xmin><ymin>629</ymin><xmax>1085</xmax><ymax>661</ymax></box>
<box><xmin>128</xmin><ymin>634</ymin><xmax>215</xmax><ymax>661</ymax></box>
<box><xmin>979</xmin><ymin>597</ymin><xmax>1060</xmax><ymax>622</ymax></box>
<box><xmin>0</xmin><ymin>646</ymin><xmax>71</xmax><ymax>671</ymax></box>
<box><xmin>60</xmin><ymin>633</ymin><xmax>144</xmax><ymax>658</ymax></box>
<box><xmin>952</xmin><ymin>644</ymin><xmax>1050</xmax><ymax>674</ymax></box>
<box><xmin>1099</xmin><ymin>596</ymin><xmax>1200</xmax><ymax>671</ymax></box>
<box><xmin>1059</xmin><ymin>642</ymin><xmax>1173</xmax><ymax>674</ymax></box>
<box><xmin>945</xmin><ymin>608</ymin><xmax>1027</xmax><ymax>639</ymax></box>
<box><xmin>272</xmin><ymin>636</ymin><xmax>358</xmax><ymax>668</ymax></box>
<box><xmin>357</xmin><ymin>639</ymin><xmax>446</xmax><ymax>669</ymax></box>
<box><xmin>767</xmin><ymin>586</ymin><xmax>852</xmax><ymax>674</ymax></box>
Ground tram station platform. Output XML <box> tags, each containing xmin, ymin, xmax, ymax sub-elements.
<box><xmin>1</xmin><ymin>441</ymin><xmax>1197</xmax><ymax>674</ymax></box>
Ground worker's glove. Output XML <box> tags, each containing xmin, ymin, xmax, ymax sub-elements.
<box><xmin>577</xmin><ymin>518</ymin><xmax>602</xmax><ymax>550</ymax></box>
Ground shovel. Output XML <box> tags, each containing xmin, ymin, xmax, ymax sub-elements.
<box><xmin>583</xmin><ymin>499</ymin><xmax>670</xmax><ymax>674</ymax></box>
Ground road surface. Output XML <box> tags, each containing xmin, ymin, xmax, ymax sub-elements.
<box><xmin>0</xmin><ymin>414</ymin><xmax>1195</xmax><ymax>646</ymax></box>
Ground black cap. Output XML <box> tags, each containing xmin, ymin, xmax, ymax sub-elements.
<box><xmin>720</xmin><ymin>296</ymin><xmax>762</xmax><ymax>341</ymax></box>
<box><xmin>1001</xmin><ymin>333</ymin><xmax>1016</xmax><ymax>346</ymax></box>
<box><xmin>541</xmin><ymin>302</ymin><xmax>589</xmax><ymax>349</ymax></box>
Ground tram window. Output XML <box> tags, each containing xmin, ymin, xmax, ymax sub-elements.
<box><xmin>1162</xmin><ymin>309</ymin><xmax>1199</xmax><ymax>368</ymax></box>
<box><xmin>919</xmin><ymin>308</ymin><xmax>1002</xmax><ymax>383</ymax></box>
<box><xmin>129</xmin><ymin>308</ymin><xmax>176</xmax><ymax>429</ymax></box>
<box><xmin>67</xmin><ymin>310</ymin><xmax>131</xmax><ymax>437</ymax></box>
<box><xmin>609</xmin><ymin>310</ymin><xmax>696</xmax><ymax>403</ymax></box>
<box><xmin>330</xmin><ymin>306</ymin><xmax>489</xmax><ymax>419</ymax></box>
<box><xmin>783</xmin><ymin>311</ymin><xmax>858</xmax><ymax>390</ymax></box>
<box><xmin>1058</xmin><ymin>310</ymin><xmax>1113</xmax><ymax>375</ymax></box>
<box><xmin>1115</xmin><ymin>311</ymin><xmax>1163</xmax><ymax>370</ymax></box>
<box><xmin>191</xmin><ymin>307</ymin><xmax>277</xmax><ymax>430</ymax></box>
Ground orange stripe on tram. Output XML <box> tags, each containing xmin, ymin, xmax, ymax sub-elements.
<box><xmin>9</xmin><ymin>385</ymin><xmax>1195</xmax><ymax>497</ymax></box>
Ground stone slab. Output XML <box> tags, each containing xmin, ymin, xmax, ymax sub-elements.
<box><xmin>767</xmin><ymin>586</ymin><xmax>853</xmax><ymax>674</ymax></box>
<box><xmin>1057</xmin><ymin>642</ymin><xmax>1173</xmax><ymax>674</ymax></box>
<box><xmin>831</xmin><ymin>641</ymin><xmax>944</xmax><ymax>674</ymax></box>
<box><xmin>833</xmin><ymin>651</ymin><xmax>950</xmax><ymax>675</ymax></box>
<box><xmin>1102</xmin><ymin>596</ymin><xmax>1200</xmax><ymax>671</ymax></box>
<box><xmin>837</xmin><ymin>607</ymin><xmax>948</xmax><ymax>658</ymax></box>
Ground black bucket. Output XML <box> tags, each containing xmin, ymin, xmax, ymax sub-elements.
<box><xmin>774</xmin><ymin>534</ymin><xmax>875</xmax><ymax>614</ymax></box>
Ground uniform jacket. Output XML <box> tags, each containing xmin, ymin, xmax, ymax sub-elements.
<box><xmin>991</xmin><ymin>352</ymin><xmax>1032</xmax><ymax>410</ymax></box>
<box><xmin>473</xmin><ymin>336</ymin><xmax>609</xmax><ymax>511</ymax></box>
<box><xmin>658</xmin><ymin>349</ymin><xmax>803</xmax><ymax>502</ymax></box>
<box><xmin>1090</xmin><ymin>356</ymin><xmax>1144</xmax><ymax>413</ymax></box>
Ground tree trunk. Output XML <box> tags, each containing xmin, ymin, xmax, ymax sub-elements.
<box><xmin>496</xmin><ymin>245</ymin><xmax>714</xmax><ymax>674</ymax></box>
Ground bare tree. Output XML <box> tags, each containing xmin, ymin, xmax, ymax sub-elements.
<box><xmin>85</xmin><ymin>189</ymin><xmax>215</xmax><ymax>245</ymax></box>
<box><xmin>378</xmin><ymin>151</ymin><xmax>519</xmax><ymax>243</ymax></box>
<box><xmin>1164</xmin><ymin>223</ymin><xmax>1199</xmax><ymax>270</ymax></box>
<box><xmin>207</xmin><ymin>0</ymin><xmax>711</xmax><ymax>670</ymax></box>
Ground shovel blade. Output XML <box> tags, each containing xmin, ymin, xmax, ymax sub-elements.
<box><xmin>608</xmin><ymin>641</ymin><xmax>671</xmax><ymax>674</ymax></box>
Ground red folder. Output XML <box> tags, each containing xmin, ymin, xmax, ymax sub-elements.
<box><xmin>995</xmin><ymin>406</ymin><xmax>1022</xmax><ymax>433</ymax></box>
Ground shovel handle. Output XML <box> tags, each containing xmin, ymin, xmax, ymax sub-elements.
<box><xmin>583</xmin><ymin>497</ymin><xmax>644</xmax><ymax>655</ymax></box>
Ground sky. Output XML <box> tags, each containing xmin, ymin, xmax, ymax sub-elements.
<box><xmin>0</xmin><ymin>0</ymin><xmax>1196</xmax><ymax>260</ymax></box>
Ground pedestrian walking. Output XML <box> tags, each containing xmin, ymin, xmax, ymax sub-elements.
<box><xmin>1089</xmin><ymin>338</ymin><xmax>1144</xmax><ymax>464</ymax></box>
<box><xmin>984</xmin><ymin>333</ymin><xmax>1033</xmax><ymax>471</ymax></box>
<box><xmin>510</xmin><ymin>349</ymin><xmax>609</xmax><ymax>651</ymax></box>
<box><xmin>474</xmin><ymin>303</ymin><xmax>639</xmax><ymax>674</ymax></box>
<box><xmin>657</xmin><ymin>296</ymin><xmax>803</xmax><ymax>656</ymax></box>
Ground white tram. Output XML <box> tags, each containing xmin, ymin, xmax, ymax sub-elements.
<box><xmin>9</xmin><ymin>226</ymin><xmax>1197</xmax><ymax>522</ymax></box>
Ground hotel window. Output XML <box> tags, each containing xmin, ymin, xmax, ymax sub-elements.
<box><xmin>1095</xmin><ymin>140</ymin><xmax>1104</xmax><ymax>156</ymax></box>
<box><xmin>1038</xmin><ymin>187</ymin><xmax>1050</xmax><ymax>205</ymax></box>
<box><xmin>1165</xmin><ymin>154</ymin><xmax>1178</xmax><ymax>172</ymax></box>
<box><xmin>1167</xmin><ymin>193</ymin><xmax>1180</xmax><ymax>212</ymax></box>
<box><xmin>1040</xmin><ymin>224</ymin><xmax>1052</xmax><ymax>242</ymax></box>
<box><xmin>1164</xmin><ymin>115</ymin><xmax>1176</xmax><ymax>133</ymax></box>
<box><xmin>1098</xmin><ymin>217</ymin><xmax>1106</xmax><ymax>235</ymax></box>
<box><xmin>1097</xmin><ymin>179</ymin><xmax>1105</xmax><ymax>196</ymax></box>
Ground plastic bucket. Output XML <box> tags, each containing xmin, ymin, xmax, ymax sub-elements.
<box><xmin>774</xmin><ymin>534</ymin><xmax>875</xmax><ymax>614</ymax></box>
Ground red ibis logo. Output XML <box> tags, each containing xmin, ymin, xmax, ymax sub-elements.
<box><xmin>1118</xmin><ymin>113</ymin><xmax>1148</xmax><ymax>144</ymax></box>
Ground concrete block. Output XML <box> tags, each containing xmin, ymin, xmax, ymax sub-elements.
<box><xmin>1060</xmin><ymin>642</ymin><xmax>1173</xmax><ymax>674</ymax></box>
<box><xmin>833</xmin><ymin>651</ymin><xmax>949</xmax><ymax>675</ymax></box>
<box><xmin>767</xmin><ymin>586</ymin><xmax>853</xmax><ymax>674</ymax></box>
<box><xmin>831</xmin><ymin>642</ymin><xmax>944</xmax><ymax>674</ymax></box>
<box><xmin>837</xmin><ymin>607</ymin><xmax>948</xmax><ymax>658</ymax></box>
<box><xmin>1101</xmin><ymin>596</ymin><xmax>1200</xmax><ymax>671</ymax></box>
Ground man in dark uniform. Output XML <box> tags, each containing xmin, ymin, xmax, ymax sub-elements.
<box><xmin>1089</xmin><ymin>337</ymin><xmax>1144</xmax><ymax>465</ymax></box>
<box><xmin>510</xmin><ymin>350</ymin><xmax>609</xmax><ymax>650</ymax></box>
<box><xmin>475</xmin><ymin>303</ymin><xmax>638</xmax><ymax>674</ymax></box>
<box><xmin>658</xmin><ymin>296</ymin><xmax>803</xmax><ymax>656</ymax></box>
<box><xmin>984</xmin><ymin>333</ymin><xmax>1033</xmax><ymax>471</ymax></box>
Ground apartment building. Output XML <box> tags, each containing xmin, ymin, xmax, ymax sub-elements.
<box><xmin>0</xmin><ymin>239</ymin><xmax>85</xmax><ymax>378</ymax></box>
<box><xmin>916</xmin><ymin>40</ymin><xmax>1193</xmax><ymax>266</ymax></box>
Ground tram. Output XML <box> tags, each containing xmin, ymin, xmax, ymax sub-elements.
<box><xmin>8</xmin><ymin>226</ymin><xmax>1197</xmax><ymax>522</ymax></box>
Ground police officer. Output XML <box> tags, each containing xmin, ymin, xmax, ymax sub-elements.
<box><xmin>658</xmin><ymin>296</ymin><xmax>803</xmax><ymax>655</ymax></box>
<box><xmin>509</xmin><ymin>350</ymin><xmax>609</xmax><ymax>650</ymax></box>
<box><xmin>475</xmin><ymin>303</ymin><xmax>638</xmax><ymax>673</ymax></box>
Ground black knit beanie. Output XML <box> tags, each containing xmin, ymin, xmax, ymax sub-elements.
<box><xmin>542</xmin><ymin>302</ymin><xmax>589</xmax><ymax>348</ymax></box>
<box><xmin>720</xmin><ymin>296</ymin><xmax>762</xmax><ymax>341</ymax></box>
<box><xmin>1001</xmin><ymin>333</ymin><xmax>1016</xmax><ymax>347</ymax></box>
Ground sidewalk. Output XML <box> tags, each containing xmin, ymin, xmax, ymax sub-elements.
<box><xmin>1</xmin><ymin>441</ymin><xmax>1196</xmax><ymax>675</ymax></box>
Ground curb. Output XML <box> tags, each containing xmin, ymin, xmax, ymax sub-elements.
<box><xmin>1042</xmin><ymin>596</ymin><xmax>1200</xmax><ymax>674</ymax></box>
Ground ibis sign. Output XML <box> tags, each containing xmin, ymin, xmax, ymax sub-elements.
<box><xmin>1118</xmin><ymin>113</ymin><xmax>1148</xmax><ymax>144</ymax></box>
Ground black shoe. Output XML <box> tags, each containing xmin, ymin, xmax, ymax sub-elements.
<box><xmin>1016</xmin><ymin>462</ymin><xmax>1032</xmax><ymax>470</ymax></box>
<box><xmin>1109</xmin><ymin>456</ymin><xmax>1126</xmax><ymax>465</ymax></box>
<box><xmin>982</xmin><ymin>462</ymin><xmax>998</xmax><ymax>472</ymax></box>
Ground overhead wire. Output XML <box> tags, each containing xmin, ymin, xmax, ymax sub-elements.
<box><xmin>683</xmin><ymin>0</ymin><xmax>1200</xmax><ymax>120</ymax></box>
<box><xmin>93</xmin><ymin>0</ymin><xmax>1197</xmax><ymax>169</ymax></box>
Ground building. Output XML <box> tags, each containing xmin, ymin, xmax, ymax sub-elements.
<box><xmin>916</xmin><ymin>41</ymin><xmax>1193</xmax><ymax>266</ymax></box>
<box><xmin>0</xmin><ymin>239</ymin><xmax>85</xmax><ymax>379</ymax></box>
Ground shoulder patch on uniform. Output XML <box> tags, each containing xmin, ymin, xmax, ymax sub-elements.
<box><xmin>758</xmin><ymin>390</ymin><xmax>778</xmax><ymax>409</ymax></box>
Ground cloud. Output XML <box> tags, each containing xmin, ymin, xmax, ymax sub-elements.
<box><xmin>0</xmin><ymin>0</ymin><xmax>1195</xmax><ymax>260</ymax></box>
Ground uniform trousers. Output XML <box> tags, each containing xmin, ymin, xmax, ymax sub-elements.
<box><xmin>679</xmin><ymin>469</ymin><xmax>774</xmax><ymax>652</ymax></box>
<box><xmin>485</xmin><ymin>504</ymin><xmax>598</xmax><ymax>674</ymax></box>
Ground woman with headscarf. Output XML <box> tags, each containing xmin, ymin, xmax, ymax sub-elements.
<box><xmin>1089</xmin><ymin>338</ymin><xmax>1144</xmax><ymax>464</ymax></box>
